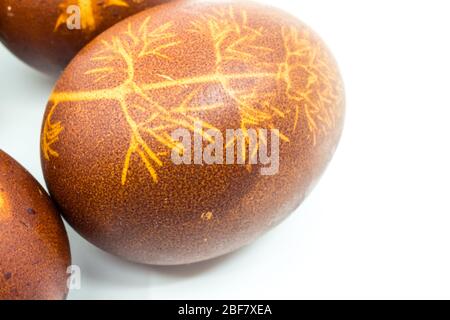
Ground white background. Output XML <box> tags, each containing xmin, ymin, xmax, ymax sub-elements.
<box><xmin>1</xmin><ymin>0</ymin><xmax>450</xmax><ymax>299</ymax></box>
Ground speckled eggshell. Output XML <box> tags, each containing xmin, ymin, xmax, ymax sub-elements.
<box><xmin>0</xmin><ymin>150</ymin><xmax>71</xmax><ymax>300</ymax></box>
<box><xmin>0</xmin><ymin>0</ymin><xmax>170</xmax><ymax>75</ymax></box>
<box><xmin>40</xmin><ymin>0</ymin><xmax>345</xmax><ymax>265</ymax></box>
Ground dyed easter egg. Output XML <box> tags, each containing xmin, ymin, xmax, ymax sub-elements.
<box><xmin>0</xmin><ymin>150</ymin><xmax>71</xmax><ymax>299</ymax></box>
<box><xmin>41</xmin><ymin>1</ymin><xmax>345</xmax><ymax>265</ymax></box>
<box><xmin>0</xmin><ymin>0</ymin><xmax>169</xmax><ymax>74</ymax></box>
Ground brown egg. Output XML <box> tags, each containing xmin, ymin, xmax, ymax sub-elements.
<box><xmin>0</xmin><ymin>150</ymin><xmax>71</xmax><ymax>300</ymax></box>
<box><xmin>0</xmin><ymin>0</ymin><xmax>170</xmax><ymax>75</ymax></box>
<box><xmin>40</xmin><ymin>1</ymin><xmax>345</xmax><ymax>265</ymax></box>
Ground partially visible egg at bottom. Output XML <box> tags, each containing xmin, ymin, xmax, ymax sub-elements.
<box><xmin>41</xmin><ymin>0</ymin><xmax>345</xmax><ymax>265</ymax></box>
<box><xmin>0</xmin><ymin>150</ymin><xmax>71</xmax><ymax>300</ymax></box>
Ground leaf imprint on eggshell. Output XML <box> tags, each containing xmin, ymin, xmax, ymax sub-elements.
<box><xmin>43</xmin><ymin>5</ymin><xmax>342</xmax><ymax>185</ymax></box>
<box><xmin>0</xmin><ymin>189</ymin><xmax>11</xmax><ymax>221</ymax></box>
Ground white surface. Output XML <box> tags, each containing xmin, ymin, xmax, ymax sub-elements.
<box><xmin>1</xmin><ymin>0</ymin><xmax>450</xmax><ymax>300</ymax></box>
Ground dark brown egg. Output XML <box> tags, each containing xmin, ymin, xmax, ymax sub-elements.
<box><xmin>0</xmin><ymin>0</ymin><xmax>170</xmax><ymax>74</ymax></box>
<box><xmin>0</xmin><ymin>150</ymin><xmax>71</xmax><ymax>300</ymax></box>
<box><xmin>40</xmin><ymin>1</ymin><xmax>345</xmax><ymax>265</ymax></box>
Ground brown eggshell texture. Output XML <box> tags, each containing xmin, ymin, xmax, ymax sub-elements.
<box><xmin>0</xmin><ymin>0</ymin><xmax>170</xmax><ymax>74</ymax></box>
<box><xmin>41</xmin><ymin>0</ymin><xmax>345</xmax><ymax>265</ymax></box>
<box><xmin>0</xmin><ymin>150</ymin><xmax>71</xmax><ymax>300</ymax></box>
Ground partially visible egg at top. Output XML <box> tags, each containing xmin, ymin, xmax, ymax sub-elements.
<box><xmin>0</xmin><ymin>0</ymin><xmax>170</xmax><ymax>75</ymax></box>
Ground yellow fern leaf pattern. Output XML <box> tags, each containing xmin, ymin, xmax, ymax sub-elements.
<box><xmin>43</xmin><ymin>6</ymin><xmax>342</xmax><ymax>185</ymax></box>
